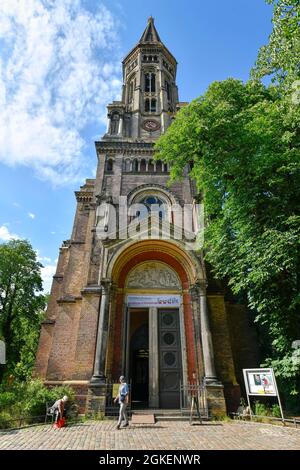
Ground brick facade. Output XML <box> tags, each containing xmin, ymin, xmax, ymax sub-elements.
<box><xmin>35</xmin><ymin>18</ymin><xmax>259</xmax><ymax>416</ymax></box>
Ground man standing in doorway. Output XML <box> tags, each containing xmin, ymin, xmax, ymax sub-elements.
<box><xmin>114</xmin><ymin>375</ymin><xmax>129</xmax><ymax>429</ymax></box>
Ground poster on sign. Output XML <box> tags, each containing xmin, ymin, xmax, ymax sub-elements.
<box><xmin>243</xmin><ymin>368</ymin><xmax>284</xmax><ymax>420</ymax></box>
<box><xmin>244</xmin><ymin>369</ymin><xmax>276</xmax><ymax>396</ymax></box>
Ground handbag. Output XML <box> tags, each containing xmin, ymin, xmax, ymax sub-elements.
<box><xmin>53</xmin><ymin>417</ymin><xmax>65</xmax><ymax>429</ymax></box>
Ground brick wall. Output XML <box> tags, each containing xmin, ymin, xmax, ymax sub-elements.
<box><xmin>208</xmin><ymin>294</ymin><xmax>240</xmax><ymax>412</ymax></box>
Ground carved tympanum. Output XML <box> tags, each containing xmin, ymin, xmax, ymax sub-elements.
<box><xmin>127</xmin><ymin>262</ymin><xmax>180</xmax><ymax>289</ymax></box>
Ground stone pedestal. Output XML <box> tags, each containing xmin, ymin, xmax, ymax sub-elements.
<box><xmin>87</xmin><ymin>384</ymin><xmax>107</xmax><ymax>416</ymax></box>
<box><xmin>206</xmin><ymin>383</ymin><xmax>227</xmax><ymax>417</ymax></box>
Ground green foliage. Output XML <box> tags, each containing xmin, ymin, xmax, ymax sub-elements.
<box><xmin>0</xmin><ymin>411</ymin><xmax>12</xmax><ymax>429</ymax></box>
<box><xmin>253</xmin><ymin>401</ymin><xmax>282</xmax><ymax>418</ymax></box>
<box><xmin>271</xmin><ymin>404</ymin><xmax>282</xmax><ymax>418</ymax></box>
<box><xmin>0</xmin><ymin>239</ymin><xmax>47</xmax><ymax>381</ymax></box>
<box><xmin>254</xmin><ymin>401</ymin><xmax>270</xmax><ymax>417</ymax></box>
<box><xmin>252</xmin><ymin>0</ymin><xmax>300</xmax><ymax>88</ymax></box>
<box><xmin>0</xmin><ymin>379</ymin><xmax>76</xmax><ymax>428</ymax></box>
<box><xmin>155</xmin><ymin>76</ymin><xmax>300</xmax><ymax>406</ymax></box>
<box><xmin>89</xmin><ymin>410</ymin><xmax>105</xmax><ymax>421</ymax></box>
<box><xmin>0</xmin><ymin>391</ymin><xmax>16</xmax><ymax>409</ymax></box>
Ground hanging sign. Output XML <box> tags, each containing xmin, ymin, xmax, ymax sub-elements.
<box><xmin>127</xmin><ymin>294</ymin><xmax>181</xmax><ymax>308</ymax></box>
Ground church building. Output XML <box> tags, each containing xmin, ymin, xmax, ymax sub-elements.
<box><xmin>35</xmin><ymin>18</ymin><xmax>258</xmax><ymax>416</ymax></box>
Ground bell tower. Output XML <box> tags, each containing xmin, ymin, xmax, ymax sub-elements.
<box><xmin>104</xmin><ymin>17</ymin><xmax>184</xmax><ymax>141</ymax></box>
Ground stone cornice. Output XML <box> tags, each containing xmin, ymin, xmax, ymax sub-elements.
<box><xmin>57</xmin><ymin>295</ymin><xmax>82</xmax><ymax>304</ymax></box>
<box><xmin>81</xmin><ymin>286</ymin><xmax>102</xmax><ymax>295</ymax></box>
<box><xmin>75</xmin><ymin>190</ymin><xmax>94</xmax><ymax>203</ymax></box>
<box><xmin>96</xmin><ymin>140</ymin><xmax>155</xmax><ymax>156</ymax></box>
<box><xmin>122</xmin><ymin>43</ymin><xmax>177</xmax><ymax>69</ymax></box>
<box><xmin>41</xmin><ymin>319</ymin><xmax>56</xmax><ymax>325</ymax></box>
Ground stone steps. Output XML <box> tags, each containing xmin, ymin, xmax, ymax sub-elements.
<box><xmin>131</xmin><ymin>409</ymin><xmax>209</xmax><ymax>422</ymax></box>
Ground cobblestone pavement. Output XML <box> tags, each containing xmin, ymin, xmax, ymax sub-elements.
<box><xmin>1</xmin><ymin>420</ymin><xmax>300</xmax><ymax>450</ymax></box>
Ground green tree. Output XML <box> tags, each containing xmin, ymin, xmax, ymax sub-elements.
<box><xmin>155</xmin><ymin>78</ymin><xmax>300</xmax><ymax>405</ymax></box>
<box><xmin>0</xmin><ymin>240</ymin><xmax>46</xmax><ymax>381</ymax></box>
<box><xmin>252</xmin><ymin>0</ymin><xmax>300</xmax><ymax>89</ymax></box>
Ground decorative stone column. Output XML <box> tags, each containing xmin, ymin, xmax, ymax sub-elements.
<box><xmin>198</xmin><ymin>280</ymin><xmax>218</xmax><ymax>384</ymax></box>
<box><xmin>192</xmin><ymin>280</ymin><xmax>226</xmax><ymax>416</ymax></box>
<box><xmin>189</xmin><ymin>284</ymin><xmax>204</xmax><ymax>380</ymax></box>
<box><xmin>149</xmin><ymin>307</ymin><xmax>159</xmax><ymax>407</ymax></box>
<box><xmin>90</xmin><ymin>279</ymin><xmax>112</xmax><ymax>384</ymax></box>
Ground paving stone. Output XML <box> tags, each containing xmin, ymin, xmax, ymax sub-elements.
<box><xmin>0</xmin><ymin>420</ymin><xmax>300</xmax><ymax>450</ymax></box>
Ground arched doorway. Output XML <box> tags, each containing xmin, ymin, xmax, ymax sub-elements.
<box><xmin>107</xmin><ymin>240</ymin><xmax>203</xmax><ymax>409</ymax></box>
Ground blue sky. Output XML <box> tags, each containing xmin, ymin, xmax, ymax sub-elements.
<box><xmin>0</xmin><ymin>0</ymin><xmax>273</xmax><ymax>291</ymax></box>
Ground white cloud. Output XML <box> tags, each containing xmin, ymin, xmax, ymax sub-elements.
<box><xmin>41</xmin><ymin>263</ymin><xmax>56</xmax><ymax>293</ymax></box>
<box><xmin>0</xmin><ymin>0</ymin><xmax>122</xmax><ymax>185</ymax></box>
<box><xmin>0</xmin><ymin>224</ymin><xmax>20</xmax><ymax>241</ymax></box>
<box><xmin>38</xmin><ymin>256</ymin><xmax>52</xmax><ymax>263</ymax></box>
<box><xmin>28</xmin><ymin>212</ymin><xmax>35</xmax><ymax>219</ymax></box>
<box><xmin>36</xmin><ymin>251</ymin><xmax>56</xmax><ymax>292</ymax></box>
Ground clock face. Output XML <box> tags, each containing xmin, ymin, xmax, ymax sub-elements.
<box><xmin>143</xmin><ymin>119</ymin><xmax>160</xmax><ymax>132</ymax></box>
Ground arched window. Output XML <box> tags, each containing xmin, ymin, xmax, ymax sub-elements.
<box><xmin>150</xmin><ymin>99</ymin><xmax>156</xmax><ymax>113</ymax></box>
<box><xmin>148</xmin><ymin>160</ymin><xmax>154</xmax><ymax>172</ymax></box>
<box><xmin>145</xmin><ymin>99</ymin><xmax>150</xmax><ymax>112</ymax></box>
<box><xmin>128</xmin><ymin>81</ymin><xmax>134</xmax><ymax>103</ymax></box>
<box><xmin>165</xmin><ymin>80</ymin><xmax>171</xmax><ymax>101</ymax></box>
<box><xmin>139</xmin><ymin>195</ymin><xmax>167</xmax><ymax>220</ymax></box>
<box><xmin>124</xmin><ymin>159</ymin><xmax>131</xmax><ymax>172</ymax></box>
<box><xmin>144</xmin><ymin>72</ymin><xmax>156</xmax><ymax>93</ymax></box>
<box><xmin>106</xmin><ymin>159</ymin><xmax>113</xmax><ymax>172</ymax></box>
<box><xmin>140</xmin><ymin>159</ymin><xmax>146</xmax><ymax>172</ymax></box>
<box><xmin>156</xmin><ymin>160</ymin><xmax>162</xmax><ymax>173</ymax></box>
<box><xmin>111</xmin><ymin>113</ymin><xmax>119</xmax><ymax>134</ymax></box>
<box><xmin>151</xmin><ymin>73</ymin><xmax>156</xmax><ymax>92</ymax></box>
<box><xmin>133</xmin><ymin>159</ymin><xmax>139</xmax><ymax>172</ymax></box>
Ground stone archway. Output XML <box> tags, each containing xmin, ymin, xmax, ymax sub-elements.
<box><xmin>105</xmin><ymin>240</ymin><xmax>203</xmax><ymax>408</ymax></box>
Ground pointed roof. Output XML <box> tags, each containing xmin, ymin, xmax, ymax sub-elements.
<box><xmin>139</xmin><ymin>16</ymin><xmax>161</xmax><ymax>43</ymax></box>
<box><xmin>122</xmin><ymin>17</ymin><xmax>177</xmax><ymax>68</ymax></box>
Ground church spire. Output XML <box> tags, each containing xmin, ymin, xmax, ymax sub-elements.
<box><xmin>105</xmin><ymin>17</ymin><xmax>182</xmax><ymax>141</ymax></box>
<box><xmin>139</xmin><ymin>16</ymin><xmax>161</xmax><ymax>43</ymax></box>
